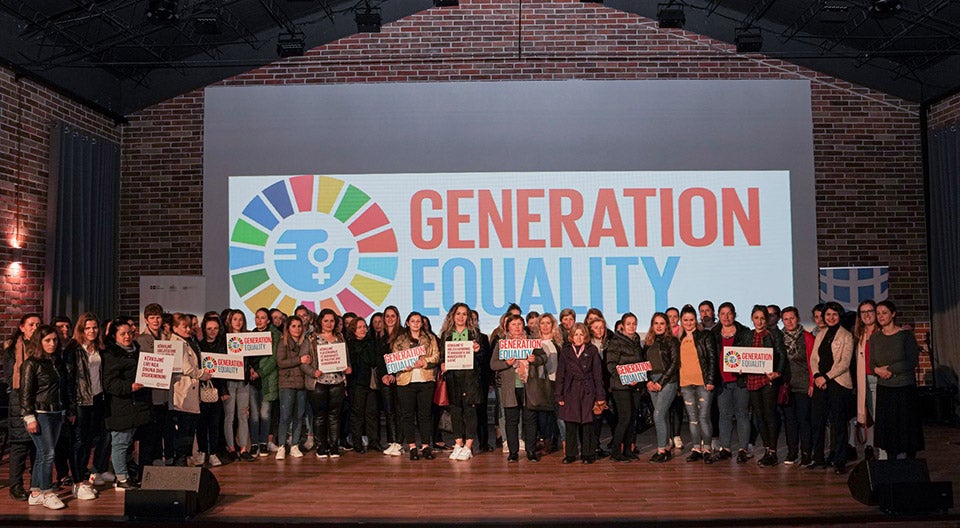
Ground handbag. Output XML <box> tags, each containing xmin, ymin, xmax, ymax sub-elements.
<box><xmin>200</xmin><ymin>380</ymin><xmax>219</xmax><ymax>403</ymax></box>
<box><xmin>433</xmin><ymin>372</ymin><xmax>450</xmax><ymax>407</ymax></box>
<box><xmin>438</xmin><ymin>409</ymin><xmax>454</xmax><ymax>433</ymax></box>
<box><xmin>776</xmin><ymin>381</ymin><xmax>791</xmax><ymax>406</ymax></box>
<box><xmin>524</xmin><ymin>364</ymin><xmax>555</xmax><ymax>412</ymax></box>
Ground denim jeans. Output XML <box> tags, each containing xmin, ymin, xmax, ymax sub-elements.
<box><xmin>29</xmin><ymin>412</ymin><xmax>63</xmax><ymax>491</ymax></box>
<box><xmin>681</xmin><ymin>385</ymin><xmax>714</xmax><ymax>450</ymax></box>
<box><xmin>110</xmin><ymin>428</ymin><xmax>136</xmax><ymax>481</ymax></box>
<box><xmin>249</xmin><ymin>384</ymin><xmax>270</xmax><ymax>445</ymax></box>
<box><xmin>278</xmin><ymin>388</ymin><xmax>307</xmax><ymax>448</ymax></box>
<box><xmin>717</xmin><ymin>381</ymin><xmax>750</xmax><ymax>451</ymax></box>
<box><xmin>649</xmin><ymin>381</ymin><xmax>678</xmax><ymax>449</ymax></box>
<box><xmin>223</xmin><ymin>381</ymin><xmax>250</xmax><ymax>450</ymax></box>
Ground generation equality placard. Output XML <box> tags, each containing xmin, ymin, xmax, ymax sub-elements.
<box><xmin>616</xmin><ymin>361</ymin><xmax>652</xmax><ymax>385</ymax></box>
<box><xmin>722</xmin><ymin>347</ymin><xmax>774</xmax><ymax>374</ymax></box>
<box><xmin>384</xmin><ymin>346</ymin><xmax>423</xmax><ymax>374</ymax></box>
<box><xmin>226</xmin><ymin>332</ymin><xmax>273</xmax><ymax>356</ymax></box>
<box><xmin>227</xmin><ymin>172</ymin><xmax>794</xmax><ymax>332</ymax></box>
<box><xmin>498</xmin><ymin>339</ymin><xmax>541</xmax><ymax>360</ymax></box>
<box><xmin>201</xmin><ymin>353</ymin><xmax>246</xmax><ymax>380</ymax></box>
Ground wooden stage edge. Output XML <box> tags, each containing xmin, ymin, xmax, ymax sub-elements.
<box><xmin>2</xmin><ymin>425</ymin><xmax>959</xmax><ymax>528</ymax></box>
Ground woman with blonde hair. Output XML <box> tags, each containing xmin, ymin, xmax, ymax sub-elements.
<box><xmin>385</xmin><ymin>312</ymin><xmax>440</xmax><ymax>460</ymax></box>
<box><xmin>536</xmin><ymin>313</ymin><xmax>563</xmax><ymax>452</ymax></box>
<box><xmin>556</xmin><ymin>322</ymin><xmax>605</xmax><ymax>464</ymax></box>
<box><xmin>439</xmin><ymin>303</ymin><xmax>483</xmax><ymax>461</ymax></box>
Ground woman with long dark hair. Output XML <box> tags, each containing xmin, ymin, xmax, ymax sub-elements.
<box><xmin>439</xmin><ymin>303</ymin><xmax>483</xmax><ymax>461</ymax></box>
<box><xmin>3</xmin><ymin>313</ymin><xmax>42</xmax><ymax>501</ymax></box>
<box><xmin>377</xmin><ymin>305</ymin><xmax>403</xmax><ymax>456</ymax></box>
<box><xmin>605</xmin><ymin>312</ymin><xmax>645</xmax><ymax>462</ymax></box>
<box><xmin>250</xmin><ymin>307</ymin><xmax>280</xmax><ymax>458</ymax></box>
<box><xmin>62</xmin><ymin>313</ymin><xmax>108</xmax><ymax>499</ymax></box>
<box><xmin>307</xmin><ymin>308</ymin><xmax>352</xmax><ymax>458</ymax></box>
<box><xmin>645</xmin><ymin>312</ymin><xmax>681</xmax><ymax>463</ymax></box>
<box><xmin>197</xmin><ymin>314</ymin><xmax>227</xmax><ymax>467</ymax></box>
<box><xmin>102</xmin><ymin>318</ymin><xmax>151</xmax><ymax>489</ymax></box>
<box><xmin>347</xmin><ymin>316</ymin><xmax>381</xmax><ymax>453</ymax></box>
<box><xmin>385</xmin><ymin>312</ymin><xmax>439</xmax><ymax>460</ymax></box>
<box><xmin>20</xmin><ymin>325</ymin><xmax>67</xmax><ymax>509</ymax></box>
<box><xmin>853</xmin><ymin>300</ymin><xmax>879</xmax><ymax>458</ymax></box>
<box><xmin>870</xmin><ymin>300</ymin><xmax>924</xmax><ymax>460</ymax></box>
<box><xmin>222</xmin><ymin>309</ymin><xmax>254</xmax><ymax>462</ymax></box>
<box><xmin>808</xmin><ymin>301</ymin><xmax>854</xmax><ymax>473</ymax></box>
<box><xmin>711</xmin><ymin>302</ymin><xmax>754</xmax><ymax>463</ymax></box>
<box><xmin>275</xmin><ymin>315</ymin><xmax>311</xmax><ymax>460</ymax></box>
<box><xmin>747</xmin><ymin>305</ymin><xmax>787</xmax><ymax>468</ymax></box>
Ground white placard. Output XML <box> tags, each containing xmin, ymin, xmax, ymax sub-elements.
<box><xmin>722</xmin><ymin>346</ymin><xmax>774</xmax><ymax>374</ymax></box>
<box><xmin>444</xmin><ymin>341</ymin><xmax>474</xmax><ymax>371</ymax></box>
<box><xmin>200</xmin><ymin>353</ymin><xmax>246</xmax><ymax>380</ymax></box>
<box><xmin>136</xmin><ymin>351</ymin><xmax>175</xmax><ymax>389</ymax></box>
<box><xmin>226</xmin><ymin>332</ymin><xmax>273</xmax><ymax>356</ymax></box>
<box><xmin>154</xmin><ymin>340</ymin><xmax>184</xmax><ymax>374</ymax></box>
<box><xmin>317</xmin><ymin>342</ymin><xmax>348</xmax><ymax>373</ymax></box>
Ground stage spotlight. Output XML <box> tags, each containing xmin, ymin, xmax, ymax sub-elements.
<box><xmin>355</xmin><ymin>7</ymin><xmax>381</xmax><ymax>33</ymax></box>
<box><xmin>277</xmin><ymin>31</ymin><xmax>305</xmax><ymax>57</ymax></box>
<box><xmin>194</xmin><ymin>12</ymin><xmax>222</xmax><ymax>35</ymax></box>
<box><xmin>657</xmin><ymin>3</ymin><xmax>685</xmax><ymax>29</ymax></box>
<box><xmin>869</xmin><ymin>0</ymin><xmax>902</xmax><ymax>17</ymax></box>
<box><xmin>434</xmin><ymin>0</ymin><xmax>459</xmax><ymax>6</ymax></box>
<box><xmin>735</xmin><ymin>27</ymin><xmax>762</xmax><ymax>53</ymax></box>
<box><xmin>146</xmin><ymin>0</ymin><xmax>179</xmax><ymax>23</ymax></box>
<box><xmin>819</xmin><ymin>2</ymin><xmax>849</xmax><ymax>23</ymax></box>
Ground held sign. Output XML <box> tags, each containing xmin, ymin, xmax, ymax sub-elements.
<box><xmin>317</xmin><ymin>342</ymin><xmax>348</xmax><ymax>373</ymax></box>
<box><xmin>616</xmin><ymin>361</ymin><xmax>652</xmax><ymax>385</ymax></box>
<box><xmin>722</xmin><ymin>346</ymin><xmax>774</xmax><ymax>374</ymax></box>
<box><xmin>498</xmin><ymin>339</ymin><xmax>541</xmax><ymax>360</ymax></box>
<box><xmin>154</xmin><ymin>340</ymin><xmax>184</xmax><ymax>374</ymax></box>
<box><xmin>136</xmin><ymin>351</ymin><xmax>175</xmax><ymax>390</ymax></box>
<box><xmin>201</xmin><ymin>353</ymin><xmax>246</xmax><ymax>380</ymax></box>
<box><xmin>384</xmin><ymin>346</ymin><xmax>423</xmax><ymax>374</ymax></box>
<box><xmin>226</xmin><ymin>332</ymin><xmax>273</xmax><ymax>356</ymax></box>
<box><xmin>444</xmin><ymin>341</ymin><xmax>474</xmax><ymax>371</ymax></box>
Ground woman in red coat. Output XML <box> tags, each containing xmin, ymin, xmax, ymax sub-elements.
<box><xmin>556</xmin><ymin>323</ymin><xmax>605</xmax><ymax>464</ymax></box>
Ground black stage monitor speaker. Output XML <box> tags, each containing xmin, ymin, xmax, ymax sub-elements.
<box><xmin>124</xmin><ymin>466</ymin><xmax>220</xmax><ymax>519</ymax></box>
<box><xmin>848</xmin><ymin>458</ymin><xmax>929</xmax><ymax>505</ymax></box>
<box><xmin>877</xmin><ymin>481</ymin><xmax>954</xmax><ymax>514</ymax></box>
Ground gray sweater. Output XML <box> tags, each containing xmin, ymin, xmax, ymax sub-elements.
<box><xmin>868</xmin><ymin>330</ymin><xmax>918</xmax><ymax>388</ymax></box>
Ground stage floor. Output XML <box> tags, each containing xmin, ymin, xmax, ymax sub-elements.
<box><xmin>2</xmin><ymin>425</ymin><xmax>959</xmax><ymax>527</ymax></box>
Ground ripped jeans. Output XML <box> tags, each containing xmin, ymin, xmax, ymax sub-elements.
<box><xmin>680</xmin><ymin>385</ymin><xmax>714</xmax><ymax>451</ymax></box>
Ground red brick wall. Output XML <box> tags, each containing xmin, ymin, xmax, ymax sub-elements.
<box><xmin>929</xmin><ymin>91</ymin><xmax>960</xmax><ymax>129</ymax></box>
<box><xmin>0</xmin><ymin>68</ymin><xmax>121</xmax><ymax>338</ymax></box>
<box><xmin>119</xmin><ymin>1</ymin><xmax>928</xmax><ymax>328</ymax></box>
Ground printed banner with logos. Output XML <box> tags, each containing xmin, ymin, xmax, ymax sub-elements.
<box><xmin>228</xmin><ymin>172</ymin><xmax>794</xmax><ymax>331</ymax></box>
<box><xmin>136</xmin><ymin>350</ymin><xmax>176</xmax><ymax>389</ymax></box>
<box><xmin>819</xmin><ymin>266</ymin><xmax>889</xmax><ymax>312</ymax></box>
<box><xmin>226</xmin><ymin>332</ymin><xmax>273</xmax><ymax>356</ymax></box>
<box><xmin>201</xmin><ymin>353</ymin><xmax>246</xmax><ymax>380</ymax></box>
<box><xmin>616</xmin><ymin>361</ymin><xmax>652</xmax><ymax>385</ymax></box>
<box><xmin>384</xmin><ymin>346</ymin><xmax>423</xmax><ymax>374</ymax></box>
<box><xmin>444</xmin><ymin>341</ymin><xmax>474</xmax><ymax>371</ymax></box>
<box><xmin>317</xmin><ymin>342</ymin><xmax>348</xmax><ymax>373</ymax></box>
<box><xmin>722</xmin><ymin>347</ymin><xmax>774</xmax><ymax>375</ymax></box>
<box><xmin>154</xmin><ymin>340</ymin><xmax>184</xmax><ymax>374</ymax></box>
<box><xmin>498</xmin><ymin>339</ymin><xmax>541</xmax><ymax>360</ymax></box>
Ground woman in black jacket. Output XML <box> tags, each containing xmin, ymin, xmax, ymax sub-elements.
<box><xmin>197</xmin><ymin>314</ymin><xmax>228</xmax><ymax>467</ymax></box>
<box><xmin>102</xmin><ymin>318</ymin><xmax>151</xmax><ymax>489</ymax></box>
<box><xmin>439</xmin><ymin>303</ymin><xmax>483</xmax><ymax>461</ymax></box>
<box><xmin>712</xmin><ymin>302</ymin><xmax>755</xmax><ymax>463</ymax></box>
<box><xmin>646</xmin><ymin>312</ymin><xmax>681</xmax><ymax>463</ymax></box>
<box><xmin>347</xmin><ymin>317</ymin><xmax>382</xmax><ymax>454</ymax></box>
<box><xmin>677</xmin><ymin>305</ymin><xmax>719</xmax><ymax>463</ymax></box>
<box><xmin>20</xmin><ymin>325</ymin><xmax>68</xmax><ymax>509</ymax></box>
<box><xmin>746</xmin><ymin>305</ymin><xmax>787</xmax><ymax>467</ymax></box>
<box><xmin>605</xmin><ymin>312</ymin><xmax>645</xmax><ymax>462</ymax></box>
<box><xmin>3</xmin><ymin>313</ymin><xmax>42</xmax><ymax>501</ymax></box>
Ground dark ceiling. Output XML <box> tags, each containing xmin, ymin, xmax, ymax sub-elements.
<box><xmin>1</xmin><ymin>0</ymin><xmax>958</xmax><ymax>118</ymax></box>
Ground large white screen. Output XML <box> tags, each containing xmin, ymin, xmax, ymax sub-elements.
<box><xmin>228</xmin><ymin>171</ymin><xmax>792</xmax><ymax>330</ymax></box>
<box><xmin>205</xmin><ymin>80</ymin><xmax>817</xmax><ymax>327</ymax></box>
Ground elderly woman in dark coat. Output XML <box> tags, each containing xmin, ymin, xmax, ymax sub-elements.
<box><xmin>556</xmin><ymin>322</ymin><xmax>606</xmax><ymax>464</ymax></box>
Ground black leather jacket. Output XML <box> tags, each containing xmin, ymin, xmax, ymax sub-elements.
<box><xmin>646</xmin><ymin>334</ymin><xmax>681</xmax><ymax>386</ymax></box>
<box><xmin>678</xmin><ymin>329</ymin><xmax>719</xmax><ymax>387</ymax></box>
<box><xmin>19</xmin><ymin>354</ymin><xmax>68</xmax><ymax>417</ymax></box>
<box><xmin>605</xmin><ymin>331</ymin><xmax>645</xmax><ymax>391</ymax></box>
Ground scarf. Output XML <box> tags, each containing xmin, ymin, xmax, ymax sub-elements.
<box><xmin>856</xmin><ymin>335</ymin><xmax>871</xmax><ymax>425</ymax></box>
<box><xmin>12</xmin><ymin>337</ymin><xmax>27</xmax><ymax>390</ymax></box>
<box><xmin>782</xmin><ymin>327</ymin><xmax>805</xmax><ymax>362</ymax></box>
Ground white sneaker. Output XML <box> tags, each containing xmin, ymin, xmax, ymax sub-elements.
<box><xmin>267</xmin><ymin>441</ymin><xmax>280</xmax><ymax>453</ymax></box>
<box><xmin>290</xmin><ymin>445</ymin><xmax>304</xmax><ymax>458</ymax></box>
<box><xmin>519</xmin><ymin>439</ymin><xmax>526</xmax><ymax>453</ymax></box>
<box><xmin>673</xmin><ymin>436</ymin><xmax>684</xmax><ymax>450</ymax></box>
<box><xmin>28</xmin><ymin>493</ymin><xmax>44</xmax><ymax>506</ymax></box>
<box><xmin>502</xmin><ymin>442</ymin><xmax>510</xmax><ymax>453</ymax></box>
<box><xmin>42</xmin><ymin>493</ymin><xmax>66</xmax><ymax>510</ymax></box>
<box><xmin>449</xmin><ymin>445</ymin><xmax>463</xmax><ymax>460</ymax></box>
<box><xmin>329</xmin><ymin>449</ymin><xmax>341</xmax><ymax>459</ymax></box>
<box><xmin>192</xmin><ymin>452</ymin><xmax>206</xmax><ymax>467</ymax></box>
<box><xmin>456</xmin><ymin>447</ymin><xmax>473</xmax><ymax>461</ymax></box>
<box><xmin>275</xmin><ymin>446</ymin><xmax>286</xmax><ymax>460</ymax></box>
<box><xmin>74</xmin><ymin>483</ymin><xmax>97</xmax><ymax>500</ymax></box>
<box><xmin>208</xmin><ymin>454</ymin><xmax>223</xmax><ymax>467</ymax></box>
<box><xmin>384</xmin><ymin>443</ymin><xmax>401</xmax><ymax>456</ymax></box>
<box><xmin>100</xmin><ymin>471</ymin><xmax>116</xmax><ymax>483</ymax></box>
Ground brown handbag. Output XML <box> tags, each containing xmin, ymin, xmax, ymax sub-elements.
<box><xmin>433</xmin><ymin>372</ymin><xmax>450</xmax><ymax>406</ymax></box>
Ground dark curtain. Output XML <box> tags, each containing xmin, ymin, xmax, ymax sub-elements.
<box><xmin>44</xmin><ymin>122</ymin><xmax>120</xmax><ymax>323</ymax></box>
<box><xmin>928</xmin><ymin>123</ymin><xmax>960</xmax><ymax>392</ymax></box>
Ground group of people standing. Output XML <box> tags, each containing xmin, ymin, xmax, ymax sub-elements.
<box><xmin>3</xmin><ymin>297</ymin><xmax>924</xmax><ymax>510</ymax></box>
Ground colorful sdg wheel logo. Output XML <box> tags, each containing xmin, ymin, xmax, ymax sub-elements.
<box><xmin>229</xmin><ymin>175</ymin><xmax>398</xmax><ymax>318</ymax></box>
<box><xmin>723</xmin><ymin>349</ymin><xmax>740</xmax><ymax>371</ymax></box>
<box><xmin>202</xmin><ymin>356</ymin><xmax>217</xmax><ymax>373</ymax></box>
<box><xmin>226</xmin><ymin>336</ymin><xmax>244</xmax><ymax>354</ymax></box>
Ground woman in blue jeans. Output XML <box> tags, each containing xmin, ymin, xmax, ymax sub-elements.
<box><xmin>677</xmin><ymin>305</ymin><xmax>718</xmax><ymax>463</ymax></box>
<box><xmin>645</xmin><ymin>312</ymin><xmax>680</xmax><ymax>463</ymax></box>
<box><xmin>275</xmin><ymin>315</ymin><xmax>311</xmax><ymax>460</ymax></box>
<box><xmin>102</xmin><ymin>318</ymin><xmax>151</xmax><ymax>490</ymax></box>
<box><xmin>711</xmin><ymin>302</ymin><xmax>755</xmax><ymax>463</ymax></box>
<box><xmin>20</xmin><ymin>325</ymin><xmax>67</xmax><ymax>509</ymax></box>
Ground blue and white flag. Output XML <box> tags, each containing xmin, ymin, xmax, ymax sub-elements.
<box><xmin>819</xmin><ymin>266</ymin><xmax>889</xmax><ymax>311</ymax></box>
